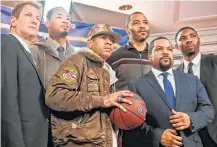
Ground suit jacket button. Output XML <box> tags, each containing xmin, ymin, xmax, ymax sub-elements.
<box><xmin>45</xmin><ymin>118</ymin><xmax>49</xmax><ymax>123</ymax></box>
<box><xmin>3</xmin><ymin>142</ymin><xmax>7</xmax><ymax>147</ymax></box>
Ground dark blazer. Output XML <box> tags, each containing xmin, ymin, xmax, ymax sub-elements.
<box><xmin>1</xmin><ymin>34</ymin><xmax>48</xmax><ymax>147</ymax></box>
<box><xmin>177</xmin><ymin>54</ymin><xmax>217</xmax><ymax>145</ymax></box>
<box><xmin>122</xmin><ymin>70</ymin><xmax>214</xmax><ymax>147</ymax></box>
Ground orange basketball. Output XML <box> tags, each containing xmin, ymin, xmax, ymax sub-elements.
<box><xmin>110</xmin><ymin>92</ymin><xmax>147</xmax><ymax>130</ymax></box>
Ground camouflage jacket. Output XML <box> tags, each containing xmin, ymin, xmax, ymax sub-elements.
<box><xmin>46</xmin><ymin>51</ymin><xmax>113</xmax><ymax>147</ymax></box>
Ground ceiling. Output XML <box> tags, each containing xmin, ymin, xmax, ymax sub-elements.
<box><xmin>1</xmin><ymin>0</ymin><xmax>217</xmax><ymax>34</ymax></box>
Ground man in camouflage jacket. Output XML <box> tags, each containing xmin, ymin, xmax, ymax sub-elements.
<box><xmin>46</xmin><ymin>24</ymin><xmax>133</xmax><ymax>147</ymax></box>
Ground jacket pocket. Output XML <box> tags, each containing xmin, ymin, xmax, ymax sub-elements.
<box><xmin>86</xmin><ymin>73</ymin><xmax>100</xmax><ymax>92</ymax></box>
<box><xmin>193</xmin><ymin>134</ymin><xmax>201</xmax><ymax>142</ymax></box>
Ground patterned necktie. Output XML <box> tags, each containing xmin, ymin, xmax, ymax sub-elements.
<box><xmin>162</xmin><ymin>72</ymin><xmax>175</xmax><ymax>108</ymax></box>
<box><xmin>188</xmin><ymin>62</ymin><xmax>194</xmax><ymax>74</ymax></box>
<box><xmin>57</xmin><ymin>46</ymin><xmax>65</xmax><ymax>61</ymax></box>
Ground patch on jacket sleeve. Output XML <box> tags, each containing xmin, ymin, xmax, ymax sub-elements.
<box><xmin>61</xmin><ymin>66</ymin><xmax>78</xmax><ymax>85</ymax></box>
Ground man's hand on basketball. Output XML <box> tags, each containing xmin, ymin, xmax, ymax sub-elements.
<box><xmin>160</xmin><ymin>129</ymin><xmax>182</xmax><ymax>147</ymax></box>
<box><xmin>170</xmin><ymin>110</ymin><xmax>191</xmax><ymax>131</ymax></box>
<box><xmin>102</xmin><ymin>90</ymin><xmax>133</xmax><ymax>112</ymax></box>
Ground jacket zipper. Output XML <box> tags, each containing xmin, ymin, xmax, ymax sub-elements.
<box><xmin>138</xmin><ymin>52</ymin><xmax>144</xmax><ymax>76</ymax></box>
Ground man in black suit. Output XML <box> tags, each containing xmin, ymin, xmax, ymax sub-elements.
<box><xmin>176</xmin><ymin>26</ymin><xmax>217</xmax><ymax>147</ymax></box>
<box><xmin>1</xmin><ymin>2</ymin><xmax>48</xmax><ymax>147</ymax></box>
<box><xmin>122</xmin><ymin>37</ymin><xmax>215</xmax><ymax>147</ymax></box>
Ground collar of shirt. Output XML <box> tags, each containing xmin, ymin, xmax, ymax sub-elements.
<box><xmin>151</xmin><ymin>67</ymin><xmax>176</xmax><ymax>96</ymax></box>
<box><xmin>152</xmin><ymin>67</ymin><xmax>174</xmax><ymax>78</ymax></box>
<box><xmin>11</xmin><ymin>33</ymin><xmax>31</xmax><ymax>53</ymax></box>
<box><xmin>47</xmin><ymin>37</ymin><xmax>67</xmax><ymax>52</ymax></box>
<box><xmin>183</xmin><ymin>53</ymin><xmax>201</xmax><ymax>68</ymax></box>
<box><xmin>183</xmin><ymin>53</ymin><xmax>201</xmax><ymax>79</ymax></box>
<box><xmin>126</xmin><ymin>41</ymin><xmax>149</xmax><ymax>52</ymax></box>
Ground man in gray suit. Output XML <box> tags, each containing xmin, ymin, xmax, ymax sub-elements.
<box><xmin>1</xmin><ymin>2</ymin><xmax>48</xmax><ymax>147</ymax></box>
<box><xmin>30</xmin><ymin>7</ymin><xmax>75</xmax><ymax>88</ymax></box>
<box><xmin>176</xmin><ymin>26</ymin><xmax>217</xmax><ymax>147</ymax></box>
<box><xmin>122</xmin><ymin>36</ymin><xmax>215</xmax><ymax>147</ymax></box>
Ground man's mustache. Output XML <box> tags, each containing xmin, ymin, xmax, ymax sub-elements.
<box><xmin>138</xmin><ymin>29</ymin><xmax>147</xmax><ymax>32</ymax></box>
<box><xmin>160</xmin><ymin>56</ymin><xmax>171</xmax><ymax>61</ymax></box>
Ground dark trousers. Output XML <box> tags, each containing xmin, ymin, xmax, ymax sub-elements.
<box><xmin>199</xmin><ymin>127</ymin><xmax>217</xmax><ymax>147</ymax></box>
<box><xmin>47</xmin><ymin>112</ymin><xmax>54</xmax><ymax>147</ymax></box>
<box><xmin>47</xmin><ymin>130</ymin><xmax>53</xmax><ymax>147</ymax></box>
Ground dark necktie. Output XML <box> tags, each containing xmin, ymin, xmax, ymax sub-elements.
<box><xmin>188</xmin><ymin>62</ymin><xmax>194</xmax><ymax>74</ymax></box>
<box><xmin>162</xmin><ymin>72</ymin><xmax>175</xmax><ymax>108</ymax></box>
<box><xmin>57</xmin><ymin>46</ymin><xmax>65</xmax><ymax>61</ymax></box>
<box><xmin>27</xmin><ymin>51</ymin><xmax>36</xmax><ymax>65</ymax></box>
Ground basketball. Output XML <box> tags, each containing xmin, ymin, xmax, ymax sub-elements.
<box><xmin>110</xmin><ymin>92</ymin><xmax>147</xmax><ymax>130</ymax></box>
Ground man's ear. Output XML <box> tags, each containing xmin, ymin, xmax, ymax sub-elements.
<box><xmin>45</xmin><ymin>20</ymin><xmax>49</xmax><ymax>28</ymax></box>
<box><xmin>69</xmin><ymin>23</ymin><xmax>72</xmax><ymax>29</ymax></box>
<box><xmin>198</xmin><ymin>37</ymin><xmax>200</xmax><ymax>45</ymax></box>
<box><xmin>175</xmin><ymin>44</ymin><xmax>179</xmax><ymax>51</ymax></box>
<box><xmin>87</xmin><ymin>40</ymin><xmax>92</xmax><ymax>48</ymax></box>
<box><xmin>10</xmin><ymin>16</ymin><xmax>17</xmax><ymax>28</ymax></box>
<box><xmin>125</xmin><ymin>26</ymin><xmax>130</xmax><ymax>35</ymax></box>
<box><xmin>148</xmin><ymin>53</ymin><xmax>152</xmax><ymax>61</ymax></box>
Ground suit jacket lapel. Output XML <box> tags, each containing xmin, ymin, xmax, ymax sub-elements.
<box><xmin>12</xmin><ymin>35</ymin><xmax>44</xmax><ymax>87</ymax></box>
<box><xmin>177</xmin><ymin>63</ymin><xmax>184</xmax><ymax>72</ymax></box>
<box><xmin>173</xmin><ymin>70</ymin><xmax>182</xmax><ymax>110</ymax></box>
<box><xmin>146</xmin><ymin>71</ymin><xmax>173</xmax><ymax>110</ymax></box>
<box><xmin>200</xmin><ymin>55</ymin><xmax>207</xmax><ymax>85</ymax></box>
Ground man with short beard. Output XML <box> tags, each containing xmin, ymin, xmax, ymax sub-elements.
<box><xmin>122</xmin><ymin>37</ymin><xmax>215</xmax><ymax>147</ymax></box>
<box><xmin>107</xmin><ymin>12</ymin><xmax>151</xmax><ymax>91</ymax></box>
<box><xmin>30</xmin><ymin>7</ymin><xmax>75</xmax><ymax>88</ymax></box>
<box><xmin>176</xmin><ymin>26</ymin><xmax>217</xmax><ymax>147</ymax></box>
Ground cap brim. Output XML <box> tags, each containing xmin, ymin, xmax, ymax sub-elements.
<box><xmin>91</xmin><ymin>31</ymin><xmax>121</xmax><ymax>43</ymax></box>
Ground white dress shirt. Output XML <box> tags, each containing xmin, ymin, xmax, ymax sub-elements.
<box><xmin>11</xmin><ymin>33</ymin><xmax>31</xmax><ymax>52</ymax></box>
<box><xmin>152</xmin><ymin>67</ymin><xmax>176</xmax><ymax>96</ymax></box>
<box><xmin>183</xmin><ymin>53</ymin><xmax>201</xmax><ymax>79</ymax></box>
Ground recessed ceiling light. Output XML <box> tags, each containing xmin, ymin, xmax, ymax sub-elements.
<box><xmin>119</xmin><ymin>5</ymin><xmax>132</xmax><ymax>10</ymax></box>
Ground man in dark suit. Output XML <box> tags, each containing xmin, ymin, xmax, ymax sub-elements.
<box><xmin>176</xmin><ymin>26</ymin><xmax>217</xmax><ymax>147</ymax></box>
<box><xmin>1</xmin><ymin>2</ymin><xmax>48</xmax><ymax>147</ymax></box>
<box><xmin>122</xmin><ymin>36</ymin><xmax>215</xmax><ymax>147</ymax></box>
